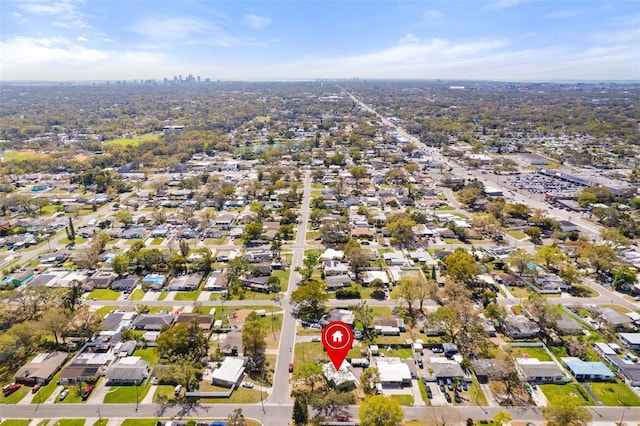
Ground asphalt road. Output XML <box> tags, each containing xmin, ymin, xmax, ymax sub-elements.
<box><xmin>4</xmin><ymin>401</ymin><xmax>640</xmax><ymax>424</ymax></box>
<box><xmin>267</xmin><ymin>170</ymin><xmax>312</xmax><ymax>405</ymax></box>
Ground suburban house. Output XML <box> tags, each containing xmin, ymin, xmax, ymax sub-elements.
<box><xmin>503</xmin><ymin>315</ymin><xmax>540</xmax><ymax>339</ymax></box>
<box><xmin>516</xmin><ymin>358</ymin><xmax>570</xmax><ymax>384</ymax></box>
<box><xmin>105</xmin><ymin>356</ymin><xmax>150</xmax><ymax>385</ymax></box>
<box><xmin>321</xmin><ymin>309</ymin><xmax>355</xmax><ymax>328</ymax></box>
<box><xmin>322</xmin><ymin>361</ymin><xmax>357</xmax><ymax>388</ymax></box>
<box><xmin>376</xmin><ymin>357</ymin><xmax>412</xmax><ymax>387</ymax></box>
<box><xmin>168</xmin><ymin>273</ymin><xmax>202</xmax><ymax>291</ymax></box>
<box><xmin>619</xmin><ymin>333</ymin><xmax>640</xmax><ymax>351</ymax></box>
<box><xmin>373</xmin><ymin>317</ymin><xmax>405</xmax><ymax>336</ymax></box>
<box><xmin>84</xmin><ymin>269</ymin><xmax>115</xmax><ymax>291</ymax></box>
<box><xmin>430</xmin><ymin>358</ymin><xmax>466</xmax><ymax>380</ymax></box>
<box><xmin>110</xmin><ymin>276</ymin><xmax>138</xmax><ymax>292</ymax></box>
<box><xmin>60</xmin><ymin>343</ymin><xmax>115</xmax><ymax>384</ymax></box>
<box><xmin>562</xmin><ymin>357</ymin><xmax>615</xmax><ymax>382</ymax></box>
<box><xmin>325</xmin><ymin>274</ymin><xmax>352</xmax><ymax>291</ymax></box>
<box><xmin>175</xmin><ymin>313</ymin><xmax>214</xmax><ymax>331</ymax></box>
<box><xmin>210</xmin><ymin>357</ymin><xmax>247</xmax><ymax>388</ymax></box>
<box><xmin>240</xmin><ymin>275</ymin><xmax>271</xmax><ymax>293</ymax></box>
<box><xmin>14</xmin><ymin>352</ymin><xmax>68</xmax><ymax>385</ymax></box>
<box><xmin>219</xmin><ymin>331</ymin><xmax>243</xmax><ymax>356</ymax></box>
<box><xmin>132</xmin><ymin>313</ymin><xmax>175</xmax><ymax>331</ymax></box>
<box><xmin>471</xmin><ymin>359</ymin><xmax>498</xmax><ymax>383</ymax></box>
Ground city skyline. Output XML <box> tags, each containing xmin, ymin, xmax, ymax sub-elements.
<box><xmin>1</xmin><ymin>0</ymin><xmax>639</xmax><ymax>82</ymax></box>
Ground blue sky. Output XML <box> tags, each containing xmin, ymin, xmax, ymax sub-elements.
<box><xmin>1</xmin><ymin>0</ymin><xmax>639</xmax><ymax>81</ymax></box>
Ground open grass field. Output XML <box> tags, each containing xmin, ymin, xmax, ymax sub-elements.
<box><xmin>129</xmin><ymin>289</ymin><xmax>145</xmax><ymax>301</ymax></box>
<box><xmin>95</xmin><ymin>306</ymin><xmax>117</xmax><ymax>317</ymax></box>
<box><xmin>509</xmin><ymin>345</ymin><xmax>552</xmax><ymax>361</ymax></box>
<box><xmin>120</xmin><ymin>420</ymin><xmax>158</xmax><ymax>426</ymax></box>
<box><xmin>197</xmin><ymin>386</ymin><xmax>262</xmax><ymax>404</ymax></box>
<box><xmin>86</xmin><ymin>289</ymin><xmax>121</xmax><ymax>300</ymax></box>
<box><xmin>391</xmin><ymin>394</ymin><xmax>414</xmax><ymax>405</ymax></box>
<box><xmin>103</xmin><ymin>133</ymin><xmax>159</xmax><ymax>147</ymax></box>
<box><xmin>1</xmin><ymin>151</ymin><xmax>49</xmax><ymax>162</ymax></box>
<box><xmin>173</xmin><ymin>289</ymin><xmax>202</xmax><ymax>301</ymax></box>
<box><xmin>0</xmin><ymin>421</ymin><xmax>31</xmax><ymax>426</ymax></box>
<box><xmin>507</xmin><ymin>230</ymin><xmax>528</xmax><ymax>240</ymax></box>
<box><xmin>133</xmin><ymin>347</ymin><xmax>159</xmax><ymax>365</ymax></box>
<box><xmin>539</xmin><ymin>383</ymin><xmax>594</xmax><ymax>405</ymax></box>
<box><xmin>590</xmin><ymin>381</ymin><xmax>640</xmax><ymax>406</ymax></box>
<box><xmin>103</xmin><ymin>380</ymin><xmax>151</xmax><ymax>403</ymax></box>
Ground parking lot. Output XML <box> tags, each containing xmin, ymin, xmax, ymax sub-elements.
<box><xmin>506</xmin><ymin>173</ymin><xmax>581</xmax><ymax>196</ymax></box>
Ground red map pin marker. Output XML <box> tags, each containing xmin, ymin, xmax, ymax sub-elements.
<box><xmin>322</xmin><ymin>321</ymin><xmax>354</xmax><ymax>370</ymax></box>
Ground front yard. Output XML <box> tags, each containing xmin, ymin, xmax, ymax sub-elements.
<box><xmin>539</xmin><ymin>383</ymin><xmax>594</xmax><ymax>405</ymax></box>
<box><xmin>590</xmin><ymin>381</ymin><xmax>640</xmax><ymax>406</ymax></box>
<box><xmin>86</xmin><ymin>289</ymin><xmax>121</xmax><ymax>300</ymax></box>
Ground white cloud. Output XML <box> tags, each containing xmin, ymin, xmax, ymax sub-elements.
<box><xmin>131</xmin><ymin>17</ymin><xmax>213</xmax><ymax>41</ymax></box>
<box><xmin>0</xmin><ymin>36</ymin><xmax>165</xmax><ymax>80</ymax></box>
<box><xmin>425</xmin><ymin>9</ymin><xmax>443</xmax><ymax>19</ymax></box>
<box><xmin>485</xmin><ymin>0</ymin><xmax>527</xmax><ymax>10</ymax></box>
<box><xmin>243</xmin><ymin>14</ymin><xmax>271</xmax><ymax>30</ymax></box>
<box><xmin>17</xmin><ymin>0</ymin><xmax>78</xmax><ymax>15</ymax></box>
<box><xmin>76</xmin><ymin>35</ymin><xmax>88</xmax><ymax>42</ymax></box>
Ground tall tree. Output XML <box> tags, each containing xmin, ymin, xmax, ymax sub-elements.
<box><xmin>242</xmin><ymin>312</ymin><xmax>268</xmax><ymax>369</ymax></box>
<box><xmin>442</xmin><ymin>249</ymin><xmax>480</xmax><ymax>286</ymax></box>
<box><xmin>66</xmin><ymin>217</ymin><xmax>75</xmax><ymax>242</ymax></box>
<box><xmin>359</xmin><ymin>395</ymin><xmax>403</xmax><ymax>426</ymax></box>
<box><xmin>542</xmin><ymin>395</ymin><xmax>592</xmax><ymax>426</ymax></box>
<box><xmin>291</xmin><ymin>280</ymin><xmax>328</xmax><ymax>321</ymax></box>
<box><xmin>292</xmin><ymin>397</ymin><xmax>309</xmax><ymax>426</ymax></box>
<box><xmin>227</xmin><ymin>408</ymin><xmax>247</xmax><ymax>426</ymax></box>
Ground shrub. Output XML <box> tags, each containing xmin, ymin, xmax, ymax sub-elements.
<box><xmin>336</xmin><ymin>288</ymin><xmax>361</xmax><ymax>299</ymax></box>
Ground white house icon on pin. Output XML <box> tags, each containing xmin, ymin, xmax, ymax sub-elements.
<box><xmin>331</xmin><ymin>330</ymin><xmax>344</xmax><ymax>343</ymax></box>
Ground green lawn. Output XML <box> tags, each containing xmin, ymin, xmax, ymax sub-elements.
<box><xmin>391</xmin><ymin>394</ymin><xmax>414</xmax><ymax>405</ymax></box>
<box><xmin>91</xmin><ymin>421</ymin><xmax>107</xmax><ymax>426</ymax></box>
<box><xmin>150</xmin><ymin>238</ymin><xmax>164</xmax><ymax>245</ymax></box>
<box><xmin>0</xmin><ymin>385</ymin><xmax>29</xmax><ymax>404</ymax></box>
<box><xmin>508</xmin><ymin>286</ymin><xmax>533</xmax><ymax>298</ymax></box>
<box><xmin>173</xmin><ymin>289</ymin><xmax>202</xmax><ymax>301</ymax></box>
<box><xmin>120</xmin><ymin>420</ymin><xmax>158</xmax><ymax>426</ymax></box>
<box><xmin>435</xmin><ymin>205</ymin><xmax>456</xmax><ymax>211</ymax></box>
<box><xmin>590</xmin><ymin>381</ymin><xmax>640</xmax><ymax>406</ymax></box>
<box><xmin>507</xmin><ymin>230</ymin><xmax>527</xmax><ymax>240</ymax></box>
<box><xmin>539</xmin><ymin>383</ymin><xmax>594</xmax><ymax>405</ymax></box>
<box><xmin>510</xmin><ymin>346</ymin><xmax>552</xmax><ymax>362</ymax></box>
<box><xmin>31</xmin><ymin>372</ymin><xmax>62</xmax><ymax>404</ymax></box>
<box><xmin>86</xmin><ymin>289</ymin><xmax>121</xmax><ymax>300</ymax></box>
<box><xmin>2</xmin><ymin>150</ymin><xmax>48</xmax><ymax>162</ymax></box>
<box><xmin>134</xmin><ymin>347</ymin><xmax>159</xmax><ymax>365</ymax></box>
<box><xmin>469</xmin><ymin>377</ymin><xmax>488</xmax><ymax>406</ymax></box>
<box><xmin>51</xmin><ymin>420</ymin><xmax>85</xmax><ymax>426</ymax></box>
<box><xmin>295</xmin><ymin>342</ymin><xmax>329</xmax><ymax>365</ymax></box>
<box><xmin>129</xmin><ymin>289</ymin><xmax>145</xmax><ymax>301</ymax></box>
<box><xmin>104</xmin><ymin>380</ymin><xmax>151</xmax><ymax>403</ymax></box>
<box><xmin>0</xmin><ymin>420</ymin><xmax>31</xmax><ymax>426</ymax></box>
<box><xmin>57</xmin><ymin>386</ymin><xmax>84</xmax><ymax>404</ymax></box>
<box><xmin>95</xmin><ymin>306</ymin><xmax>117</xmax><ymax>317</ymax></box>
<box><xmin>157</xmin><ymin>290</ymin><xmax>169</xmax><ymax>301</ymax></box>
<box><xmin>272</xmin><ymin>269</ymin><xmax>290</xmax><ymax>291</ymax></box>
<box><xmin>103</xmin><ymin>133</ymin><xmax>159</xmax><ymax>147</ymax></box>
<box><xmin>196</xmin><ymin>386</ymin><xmax>262</xmax><ymax>404</ymax></box>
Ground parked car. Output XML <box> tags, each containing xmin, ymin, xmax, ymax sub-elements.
<box><xmin>337</xmin><ymin>415</ymin><xmax>349</xmax><ymax>422</ymax></box>
<box><xmin>461</xmin><ymin>381</ymin><xmax>468</xmax><ymax>391</ymax></box>
<box><xmin>311</xmin><ymin>336</ymin><xmax>321</xmax><ymax>342</ymax></box>
<box><xmin>444</xmin><ymin>391</ymin><xmax>451</xmax><ymax>403</ymax></box>
<box><xmin>416</xmin><ymin>358</ymin><xmax>424</xmax><ymax>369</ymax></box>
<box><xmin>3</xmin><ymin>383</ymin><xmax>21</xmax><ymax>397</ymax></box>
<box><xmin>425</xmin><ymin>385</ymin><xmax>432</xmax><ymax>399</ymax></box>
<box><xmin>454</xmin><ymin>392</ymin><xmax>462</xmax><ymax>403</ymax></box>
<box><xmin>289</xmin><ymin>363</ymin><xmax>294</xmax><ymax>373</ymax></box>
<box><xmin>81</xmin><ymin>384</ymin><xmax>94</xmax><ymax>400</ymax></box>
<box><xmin>174</xmin><ymin>384</ymin><xmax>183</xmax><ymax>396</ymax></box>
<box><xmin>241</xmin><ymin>381</ymin><xmax>254</xmax><ymax>388</ymax></box>
<box><xmin>59</xmin><ymin>389</ymin><xmax>69</xmax><ymax>401</ymax></box>
<box><xmin>32</xmin><ymin>383</ymin><xmax>42</xmax><ymax>394</ymax></box>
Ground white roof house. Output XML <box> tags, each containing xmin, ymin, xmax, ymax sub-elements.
<box><xmin>376</xmin><ymin>357</ymin><xmax>412</xmax><ymax>386</ymax></box>
<box><xmin>322</xmin><ymin>361</ymin><xmax>357</xmax><ymax>387</ymax></box>
<box><xmin>319</xmin><ymin>249</ymin><xmax>344</xmax><ymax>261</ymax></box>
<box><xmin>363</xmin><ymin>270</ymin><xmax>389</xmax><ymax>285</ymax></box>
<box><xmin>210</xmin><ymin>357</ymin><xmax>247</xmax><ymax>388</ymax></box>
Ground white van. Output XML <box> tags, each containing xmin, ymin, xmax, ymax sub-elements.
<box><xmin>174</xmin><ymin>384</ymin><xmax>183</xmax><ymax>396</ymax></box>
